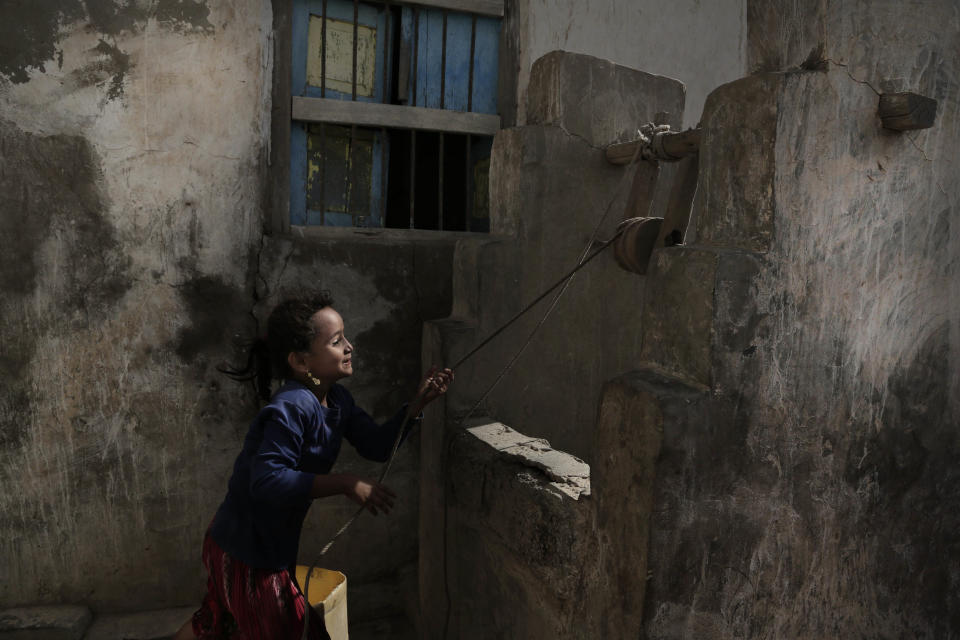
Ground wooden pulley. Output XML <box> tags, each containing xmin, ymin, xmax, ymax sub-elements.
<box><xmin>613</xmin><ymin>217</ymin><xmax>662</xmax><ymax>275</ymax></box>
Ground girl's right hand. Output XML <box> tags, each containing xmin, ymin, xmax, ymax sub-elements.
<box><xmin>342</xmin><ymin>474</ymin><xmax>396</xmax><ymax>515</ymax></box>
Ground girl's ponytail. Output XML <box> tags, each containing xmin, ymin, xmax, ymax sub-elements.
<box><xmin>219</xmin><ymin>290</ymin><xmax>334</xmax><ymax>402</ymax></box>
<box><xmin>219</xmin><ymin>336</ymin><xmax>274</xmax><ymax>401</ymax></box>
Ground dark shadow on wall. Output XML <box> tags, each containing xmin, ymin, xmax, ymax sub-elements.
<box><xmin>0</xmin><ymin>120</ymin><xmax>131</xmax><ymax>452</ymax></box>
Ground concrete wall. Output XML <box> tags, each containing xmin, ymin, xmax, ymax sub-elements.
<box><xmin>0</xmin><ymin>3</ymin><xmax>445</xmax><ymax>628</ymax></box>
<box><xmin>443</xmin><ymin>419</ymin><xmax>596</xmax><ymax>640</ymax></box>
<box><xmin>444</xmin><ymin>52</ymin><xmax>685</xmax><ymax>463</ymax></box>
<box><xmin>6</xmin><ymin>1</ymin><xmax>955</xmax><ymax>638</ymax></box>
<box><xmin>502</xmin><ymin>0</ymin><xmax>747</xmax><ymax>128</ymax></box>
<box><xmin>0</xmin><ymin>0</ymin><xmax>272</xmax><ymax>611</ymax></box>
<box><xmin>418</xmin><ymin>51</ymin><xmax>687</xmax><ymax>639</ymax></box>
<box><xmin>637</xmin><ymin>1</ymin><xmax>960</xmax><ymax>636</ymax></box>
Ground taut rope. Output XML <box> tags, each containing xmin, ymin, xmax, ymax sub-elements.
<box><xmin>302</xmin><ymin>127</ymin><xmax>652</xmax><ymax>640</ymax></box>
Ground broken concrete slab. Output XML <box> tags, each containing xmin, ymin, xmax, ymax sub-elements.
<box><xmin>465</xmin><ymin>418</ymin><xmax>544</xmax><ymax>451</ymax></box>
<box><xmin>0</xmin><ymin>605</ymin><xmax>91</xmax><ymax>640</ymax></box>
<box><xmin>467</xmin><ymin>418</ymin><xmax>591</xmax><ymax>498</ymax></box>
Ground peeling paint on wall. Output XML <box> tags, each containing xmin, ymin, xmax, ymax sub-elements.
<box><xmin>0</xmin><ymin>1</ymin><xmax>85</xmax><ymax>83</ymax></box>
<box><xmin>155</xmin><ymin>0</ymin><xmax>215</xmax><ymax>34</ymax></box>
<box><xmin>0</xmin><ymin>0</ymin><xmax>214</xmax><ymax>97</ymax></box>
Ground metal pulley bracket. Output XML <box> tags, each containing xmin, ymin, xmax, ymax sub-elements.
<box><xmin>613</xmin><ymin>217</ymin><xmax>663</xmax><ymax>275</ymax></box>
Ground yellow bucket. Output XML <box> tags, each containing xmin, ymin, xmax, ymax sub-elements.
<box><xmin>295</xmin><ymin>565</ymin><xmax>348</xmax><ymax>640</ymax></box>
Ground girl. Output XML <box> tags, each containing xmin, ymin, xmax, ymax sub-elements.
<box><xmin>174</xmin><ymin>292</ymin><xmax>453</xmax><ymax>639</ymax></box>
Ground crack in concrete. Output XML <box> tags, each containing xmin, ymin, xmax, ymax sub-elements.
<box><xmin>823</xmin><ymin>59</ymin><xmax>882</xmax><ymax>96</ymax></box>
<box><xmin>248</xmin><ymin>225</ymin><xmax>269</xmax><ymax>334</ymax></box>
<box><xmin>550</xmin><ymin>122</ymin><xmax>606</xmax><ymax>151</ymax></box>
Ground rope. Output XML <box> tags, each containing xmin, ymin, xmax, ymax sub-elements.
<box><xmin>635</xmin><ymin>122</ymin><xmax>674</xmax><ymax>162</ymax></box>
<box><xmin>301</xmin><ymin>388</ymin><xmax>427</xmax><ymax>639</ymax></box>
<box><xmin>303</xmin><ymin>131</ymin><xmax>646</xmax><ymax>640</ymax></box>
<box><xmin>300</xmin><ymin>234</ymin><xmax>620</xmax><ymax>640</ymax></box>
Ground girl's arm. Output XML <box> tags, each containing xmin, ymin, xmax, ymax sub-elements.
<box><xmin>408</xmin><ymin>367</ymin><xmax>454</xmax><ymax>416</ymax></box>
<box><xmin>310</xmin><ymin>473</ymin><xmax>396</xmax><ymax>515</ymax></box>
<box><xmin>342</xmin><ymin>367</ymin><xmax>455</xmax><ymax>461</ymax></box>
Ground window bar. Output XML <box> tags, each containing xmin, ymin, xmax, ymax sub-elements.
<box><xmin>467</xmin><ymin>14</ymin><xmax>477</xmax><ymax>111</ymax></box>
<box><xmin>440</xmin><ymin>9</ymin><xmax>448</xmax><ymax>109</ymax></box>
<box><xmin>381</xmin><ymin>1</ymin><xmax>391</xmax><ymax>103</ymax></box>
<box><xmin>465</xmin><ymin>133</ymin><xmax>472</xmax><ymax>226</ymax></box>
<box><xmin>351</xmin><ymin>0</ymin><xmax>359</xmax><ymax>101</ymax></box>
<box><xmin>409</xmin><ymin>130</ymin><xmax>416</xmax><ymax>228</ymax></box>
<box><xmin>320</xmin><ymin>123</ymin><xmax>327</xmax><ymax>223</ymax></box>
<box><xmin>348</xmin><ymin>125</ymin><xmax>357</xmax><ymax>224</ymax></box>
<box><xmin>379</xmin><ymin>126</ymin><xmax>387</xmax><ymax>227</ymax></box>
<box><xmin>411</xmin><ymin>7</ymin><xmax>419</xmax><ymax>106</ymax></box>
<box><xmin>321</xmin><ymin>0</ymin><xmax>328</xmax><ymax>97</ymax></box>
<box><xmin>438</xmin><ymin>133</ymin><xmax>444</xmax><ymax>230</ymax></box>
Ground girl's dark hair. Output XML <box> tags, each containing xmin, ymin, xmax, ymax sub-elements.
<box><xmin>220</xmin><ymin>291</ymin><xmax>335</xmax><ymax>400</ymax></box>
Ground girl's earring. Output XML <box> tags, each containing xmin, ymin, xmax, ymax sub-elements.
<box><xmin>306</xmin><ymin>371</ymin><xmax>322</xmax><ymax>387</ymax></box>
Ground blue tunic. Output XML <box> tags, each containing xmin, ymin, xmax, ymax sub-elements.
<box><xmin>209</xmin><ymin>381</ymin><xmax>417</xmax><ymax>569</ymax></box>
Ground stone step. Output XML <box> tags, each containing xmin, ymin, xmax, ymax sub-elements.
<box><xmin>82</xmin><ymin>607</ymin><xmax>194</xmax><ymax>640</ymax></box>
<box><xmin>0</xmin><ymin>605</ymin><xmax>92</xmax><ymax>640</ymax></box>
<box><xmin>349</xmin><ymin>615</ymin><xmax>417</xmax><ymax>640</ymax></box>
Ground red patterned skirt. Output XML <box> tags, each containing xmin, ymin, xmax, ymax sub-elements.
<box><xmin>191</xmin><ymin>530</ymin><xmax>330</xmax><ymax>640</ymax></box>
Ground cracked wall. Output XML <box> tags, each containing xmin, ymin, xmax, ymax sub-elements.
<box><xmin>640</xmin><ymin>1</ymin><xmax>960</xmax><ymax>636</ymax></box>
<box><xmin>0</xmin><ymin>0</ymin><xmax>272</xmax><ymax>610</ymax></box>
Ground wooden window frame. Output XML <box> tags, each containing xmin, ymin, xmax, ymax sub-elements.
<box><xmin>267</xmin><ymin>0</ymin><xmax>506</xmax><ymax>235</ymax></box>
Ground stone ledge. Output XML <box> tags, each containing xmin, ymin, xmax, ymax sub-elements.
<box><xmin>449</xmin><ymin>418</ymin><xmax>600</xmax><ymax>610</ymax></box>
<box><xmin>0</xmin><ymin>605</ymin><xmax>92</xmax><ymax>640</ymax></box>
<box><xmin>82</xmin><ymin>607</ymin><xmax>195</xmax><ymax>640</ymax></box>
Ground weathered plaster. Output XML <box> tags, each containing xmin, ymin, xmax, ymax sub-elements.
<box><xmin>0</xmin><ymin>0</ymin><xmax>272</xmax><ymax>611</ymax></box>
<box><xmin>0</xmin><ymin>0</ymin><xmax>214</xmax><ymax>87</ymax></box>
<box><xmin>643</xmin><ymin>16</ymin><xmax>960</xmax><ymax>633</ymax></box>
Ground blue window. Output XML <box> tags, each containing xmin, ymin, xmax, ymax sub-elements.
<box><xmin>290</xmin><ymin>0</ymin><xmax>501</xmax><ymax>230</ymax></box>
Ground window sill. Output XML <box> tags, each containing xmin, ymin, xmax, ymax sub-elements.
<box><xmin>289</xmin><ymin>224</ymin><xmax>510</xmax><ymax>245</ymax></box>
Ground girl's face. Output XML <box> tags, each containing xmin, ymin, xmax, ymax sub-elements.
<box><xmin>302</xmin><ymin>307</ymin><xmax>354</xmax><ymax>383</ymax></box>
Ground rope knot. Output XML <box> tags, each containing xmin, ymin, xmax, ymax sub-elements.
<box><xmin>635</xmin><ymin>122</ymin><xmax>673</xmax><ymax>163</ymax></box>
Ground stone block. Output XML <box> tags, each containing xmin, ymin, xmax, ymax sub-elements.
<box><xmin>640</xmin><ymin>246</ymin><xmax>718</xmax><ymax>388</ymax></box>
<box><xmin>0</xmin><ymin>605</ymin><xmax>91</xmax><ymax>640</ymax></box>
<box><xmin>486</xmin><ymin>121</ymin><xmax>651</xmax><ymax>459</ymax></box>
<box><xmin>349</xmin><ymin>615</ymin><xmax>416</xmax><ymax>640</ymax></box>
<box><xmin>526</xmin><ymin>50</ymin><xmax>686</xmax><ymax>147</ymax></box>
<box><xmin>692</xmin><ymin>73</ymin><xmax>783</xmax><ymax>253</ymax></box>
<box><xmin>711</xmin><ymin>251</ymin><xmax>768</xmax><ymax>393</ymax></box>
<box><xmin>448</xmin><ymin>423</ymin><xmax>597</xmax><ymax>603</ymax></box>
<box><xmin>591</xmin><ymin>369</ymin><xmax>703</xmax><ymax>639</ymax></box>
<box><xmin>82</xmin><ymin>607</ymin><xmax>195</xmax><ymax>640</ymax></box>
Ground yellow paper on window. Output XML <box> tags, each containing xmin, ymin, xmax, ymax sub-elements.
<box><xmin>307</xmin><ymin>15</ymin><xmax>377</xmax><ymax>98</ymax></box>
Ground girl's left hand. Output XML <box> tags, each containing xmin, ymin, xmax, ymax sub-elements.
<box><xmin>411</xmin><ymin>366</ymin><xmax>454</xmax><ymax>414</ymax></box>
